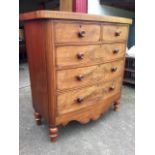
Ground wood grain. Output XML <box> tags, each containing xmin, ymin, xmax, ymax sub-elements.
<box><xmin>55</xmin><ymin>22</ymin><xmax>100</xmax><ymax>43</ymax></box>
<box><xmin>57</xmin><ymin>60</ymin><xmax>124</xmax><ymax>90</ymax></box>
<box><xmin>49</xmin><ymin>127</ymin><xmax>58</xmax><ymax>142</ymax></box>
<box><xmin>102</xmin><ymin>25</ymin><xmax>128</xmax><ymax>42</ymax></box>
<box><xmin>24</xmin><ymin>21</ymin><xmax>49</xmax><ymax>123</ymax></box>
<box><xmin>19</xmin><ymin>10</ymin><xmax>132</xmax><ymax>24</ymax></box>
<box><xmin>57</xmin><ymin>65</ymin><xmax>98</xmax><ymax>90</ymax></box>
<box><xmin>44</xmin><ymin>21</ymin><xmax>57</xmax><ymax>126</ymax></box>
<box><xmin>104</xmin><ymin>60</ymin><xmax>124</xmax><ymax>81</ymax></box>
<box><xmin>102</xmin><ymin>43</ymin><xmax>126</xmax><ymax>61</ymax></box>
<box><xmin>60</xmin><ymin>0</ymin><xmax>73</xmax><ymax>12</ymax></box>
<box><xmin>21</xmin><ymin>11</ymin><xmax>131</xmax><ymax>142</ymax></box>
<box><xmin>57</xmin><ymin>77</ymin><xmax>122</xmax><ymax>115</ymax></box>
<box><xmin>56</xmin><ymin>43</ymin><xmax>126</xmax><ymax>68</ymax></box>
<box><xmin>56</xmin><ymin>93</ymin><xmax>121</xmax><ymax>125</ymax></box>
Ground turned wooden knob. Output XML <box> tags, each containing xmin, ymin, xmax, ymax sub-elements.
<box><xmin>76</xmin><ymin>75</ymin><xmax>84</xmax><ymax>81</ymax></box>
<box><xmin>109</xmin><ymin>86</ymin><xmax>115</xmax><ymax>91</ymax></box>
<box><xmin>115</xmin><ymin>31</ymin><xmax>121</xmax><ymax>36</ymax></box>
<box><xmin>113</xmin><ymin>48</ymin><xmax>119</xmax><ymax>54</ymax></box>
<box><xmin>78</xmin><ymin>30</ymin><xmax>86</xmax><ymax>37</ymax></box>
<box><xmin>77</xmin><ymin>53</ymin><xmax>84</xmax><ymax>60</ymax></box>
<box><xmin>76</xmin><ymin>97</ymin><xmax>84</xmax><ymax>103</ymax></box>
<box><xmin>111</xmin><ymin>67</ymin><xmax>117</xmax><ymax>72</ymax></box>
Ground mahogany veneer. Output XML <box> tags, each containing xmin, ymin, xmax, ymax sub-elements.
<box><xmin>20</xmin><ymin>10</ymin><xmax>132</xmax><ymax>142</ymax></box>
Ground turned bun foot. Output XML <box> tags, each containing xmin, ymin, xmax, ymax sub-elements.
<box><xmin>49</xmin><ymin>127</ymin><xmax>58</xmax><ymax>142</ymax></box>
<box><xmin>34</xmin><ymin>112</ymin><xmax>42</xmax><ymax>125</ymax></box>
<box><xmin>114</xmin><ymin>100</ymin><xmax>120</xmax><ymax>111</ymax></box>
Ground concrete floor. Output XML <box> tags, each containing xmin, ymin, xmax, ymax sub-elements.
<box><xmin>19</xmin><ymin>63</ymin><xmax>135</xmax><ymax>155</ymax></box>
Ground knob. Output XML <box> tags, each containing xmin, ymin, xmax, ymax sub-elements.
<box><xmin>109</xmin><ymin>86</ymin><xmax>115</xmax><ymax>91</ymax></box>
<box><xmin>115</xmin><ymin>31</ymin><xmax>121</xmax><ymax>36</ymax></box>
<box><xmin>77</xmin><ymin>53</ymin><xmax>84</xmax><ymax>60</ymax></box>
<box><xmin>113</xmin><ymin>48</ymin><xmax>119</xmax><ymax>54</ymax></box>
<box><xmin>76</xmin><ymin>75</ymin><xmax>84</xmax><ymax>81</ymax></box>
<box><xmin>78</xmin><ymin>30</ymin><xmax>86</xmax><ymax>37</ymax></box>
<box><xmin>76</xmin><ymin>97</ymin><xmax>84</xmax><ymax>103</ymax></box>
<box><xmin>111</xmin><ymin>67</ymin><xmax>117</xmax><ymax>72</ymax></box>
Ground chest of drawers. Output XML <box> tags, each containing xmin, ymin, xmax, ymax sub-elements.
<box><xmin>20</xmin><ymin>11</ymin><xmax>132</xmax><ymax>142</ymax></box>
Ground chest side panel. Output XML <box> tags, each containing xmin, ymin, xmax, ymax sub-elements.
<box><xmin>24</xmin><ymin>21</ymin><xmax>49</xmax><ymax>123</ymax></box>
<box><xmin>24</xmin><ymin>20</ymin><xmax>57</xmax><ymax>126</ymax></box>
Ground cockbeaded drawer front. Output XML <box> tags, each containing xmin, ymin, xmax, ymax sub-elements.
<box><xmin>57</xmin><ymin>60</ymin><xmax>124</xmax><ymax>91</ymax></box>
<box><xmin>102</xmin><ymin>25</ymin><xmax>128</xmax><ymax>42</ymax></box>
<box><xmin>57</xmin><ymin>77</ymin><xmax>122</xmax><ymax>115</ymax></box>
<box><xmin>56</xmin><ymin>43</ymin><xmax>126</xmax><ymax>69</ymax></box>
<box><xmin>55</xmin><ymin>22</ymin><xmax>100</xmax><ymax>43</ymax></box>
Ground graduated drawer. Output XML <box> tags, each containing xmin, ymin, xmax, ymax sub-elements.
<box><xmin>56</xmin><ymin>43</ymin><xmax>126</xmax><ymax>69</ymax></box>
<box><xmin>57</xmin><ymin>60</ymin><xmax>124</xmax><ymax>90</ymax></box>
<box><xmin>104</xmin><ymin>60</ymin><xmax>124</xmax><ymax>81</ymax></box>
<box><xmin>102</xmin><ymin>25</ymin><xmax>128</xmax><ymax>42</ymax></box>
<box><xmin>57</xmin><ymin>77</ymin><xmax>122</xmax><ymax>115</ymax></box>
<box><xmin>55</xmin><ymin>22</ymin><xmax>100</xmax><ymax>43</ymax></box>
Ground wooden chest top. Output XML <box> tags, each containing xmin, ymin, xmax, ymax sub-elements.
<box><xmin>20</xmin><ymin>10</ymin><xmax>132</xmax><ymax>24</ymax></box>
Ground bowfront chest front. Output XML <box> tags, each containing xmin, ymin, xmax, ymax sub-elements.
<box><xmin>20</xmin><ymin>11</ymin><xmax>132</xmax><ymax>142</ymax></box>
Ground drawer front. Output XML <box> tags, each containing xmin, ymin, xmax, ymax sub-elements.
<box><xmin>57</xmin><ymin>65</ymin><xmax>99</xmax><ymax>90</ymax></box>
<box><xmin>104</xmin><ymin>60</ymin><xmax>124</xmax><ymax>81</ymax></box>
<box><xmin>102</xmin><ymin>25</ymin><xmax>128</xmax><ymax>42</ymax></box>
<box><xmin>56</xmin><ymin>45</ymin><xmax>101</xmax><ymax>68</ymax></box>
<box><xmin>57</xmin><ymin>78</ymin><xmax>122</xmax><ymax>115</ymax></box>
<box><xmin>102</xmin><ymin>43</ymin><xmax>126</xmax><ymax>61</ymax></box>
<box><xmin>56</xmin><ymin>43</ymin><xmax>125</xmax><ymax>68</ymax></box>
<box><xmin>57</xmin><ymin>60</ymin><xmax>124</xmax><ymax>90</ymax></box>
<box><xmin>55</xmin><ymin>22</ymin><xmax>100</xmax><ymax>43</ymax></box>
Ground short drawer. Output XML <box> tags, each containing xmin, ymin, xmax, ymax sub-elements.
<box><xmin>102</xmin><ymin>43</ymin><xmax>126</xmax><ymax>61</ymax></box>
<box><xmin>57</xmin><ymin>60</ymin><xmax>124</xmax><ymax>90</ymax></box>
<box><xmin>55</xmin><ymin>22</ymin><xmax>100</xmax><ymax>43</ymax></box>
<box><xmin>102</xmin><ymin>25</ymin><xmax>128</xmax><ymax>42</ymax></box>
<box><xmin>57</xmin><ymin>78</ymin><xmax>122</xmax><ymax>115</ymax></box>
<box><xmin>56</xmin><ymin>43</ymin><xmax>125</xmax><ymax>69</ymax></box>
<box><xmin>104</xmin><ymin>60</ymin><xmax>124</xmax><ymax>81</ymax></box>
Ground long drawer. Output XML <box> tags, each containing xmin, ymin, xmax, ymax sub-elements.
<box><xmin>55</xmin><ymin>22</ymin><xmax>100</xmax><ymax>43</ymax></box>
<box><xmin>56</xmin><ymin>43</ymin><xmax>126</xmax><ymax>69</ymax></box>
<box><xmin>57</xmin><ymin>60</ymin><xmax>124</xmax><ymax>90</ymax></box>
<box><xmin>57</xmin><ymin>77</ymin><xmax>122</xmax><ymax>115</ymax></box>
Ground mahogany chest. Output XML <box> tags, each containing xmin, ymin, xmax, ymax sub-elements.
<box><xmin>20</xmin><ymin>11</ymin><xmax>132</xmax><ymax>142</ymax></box>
